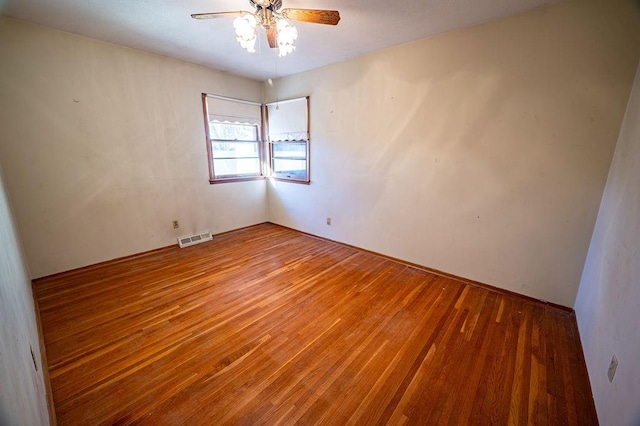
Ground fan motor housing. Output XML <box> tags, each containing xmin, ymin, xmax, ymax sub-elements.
<box><xmin>250</xmin><ymin>0</ymin><xmax>282</xmax><ymax>11</ymax></box>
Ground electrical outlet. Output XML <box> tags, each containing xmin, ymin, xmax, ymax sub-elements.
<box><xmin>607</xmin><ymin>354</ymin><xmax>618</xmax><ymax>383</ymax></box>
<box><xmin>172</xmin><ymin>220</ymin><xmax>179</xmax><ymax>229</ymax></box>
<box><xmin>326</xmin><ymin>217</ymin><xmax>331</xmax><ymax>226</ymax></box>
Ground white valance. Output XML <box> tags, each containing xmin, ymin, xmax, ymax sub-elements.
<box><xmin>267</xmin><ymin>97</ymin><xmax>308</xmax><ymax>142</ymax></box>
<box><xmin>206</xmin><ymin>95</ymin><xmax>262</xmax><ymax>126</ymax></box>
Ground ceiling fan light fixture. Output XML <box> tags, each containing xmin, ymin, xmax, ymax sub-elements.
<box><xmin>233</xmin><ymin>14</ymin><xmax>258</xmax><ymax>53</ymax></box>
<box><xmin>192</xmin><ymin>2</ymin><xmax>340</xmax><ymax>57</ymax></box>
<box><xmin>276</xmin><ymin>18</ymin><xmax>298</xmax><ymax>57</ymax></box>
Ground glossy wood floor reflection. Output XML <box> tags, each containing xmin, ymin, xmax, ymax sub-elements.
<box><xmin>35</xmin><ymin>223</ymin><xmax>597</xmax><ymax>425</ymax></box>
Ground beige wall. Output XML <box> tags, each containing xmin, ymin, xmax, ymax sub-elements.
<box><xmin>265</xmin><ymin>0</ymin><xmax>640</xmax><ymax>307</ymax></box>
<box><xmin>575</xmin><ymin>61</ymin><xmax>640</xmax><ymax>425</ymax></box>
<box><xmin>0</xmin><ymin>18</ymin><xmax>268</xmax><ymax>278</ymax></box>
<box><xmin>0</xmin><ymin>163</ymin><xmax>49</xmax><ymax>426</ymax></box>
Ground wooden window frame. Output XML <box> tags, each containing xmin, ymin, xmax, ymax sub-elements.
<box><xmin>265</xmin><ymin>96</ymin><xmax>311</xmax><ymax>185</ymax></box>
<box><xmin>202</xmin><ymin>93</ymin><xmax>266</xmax><ymax>184</ymax></box>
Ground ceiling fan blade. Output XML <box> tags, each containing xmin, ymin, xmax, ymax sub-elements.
<box><xmin>266</xmin><ymin>27</ymin><xmax>278</xmax><ymax>48</ymax></box>
<box><xmin>280</xmin><ymin>9</ymin><xmax>340</xmax><ymax>25</ymax></box>
<box><xmin>191</xmin><ymin>11</ymin><xmax>247</xmax><ymax>20</ymax></box>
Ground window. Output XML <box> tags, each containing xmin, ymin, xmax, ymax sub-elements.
<box><xmin>202</xmin><ymin>94</ymin><xmax>264</xmax><ymax>183</ymax></box>
<box><xmin>201</xmin><ymin>94</ymin><xmax>310</xmax><ymax>184</ymax></box>
<box><xmin>266</xmin><ymin>96</ymin><xmax>310</xmax><ymax>184</ymax></box>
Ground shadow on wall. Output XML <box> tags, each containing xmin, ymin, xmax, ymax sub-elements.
<box><xmin>0</xmin><ymin>163</ymin><xmax>49</xmax><ymax>425</ymax></box>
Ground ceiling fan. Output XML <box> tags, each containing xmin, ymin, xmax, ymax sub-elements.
<box><xmin>191</xmin><ymin>0</ymin><xmax>340</xmax><ymax>57</ymax></box>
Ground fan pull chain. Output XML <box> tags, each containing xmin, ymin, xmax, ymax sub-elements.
<box><xmin>274</xmin><ymin>49</ymin><xmax>280</xmax><ymax>110</ymax></box>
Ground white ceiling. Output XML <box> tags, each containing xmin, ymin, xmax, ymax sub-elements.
<box><xmin>2</xmin><ymin>0</ymin><xmax>556</xmax><ymax>81</ymax></box>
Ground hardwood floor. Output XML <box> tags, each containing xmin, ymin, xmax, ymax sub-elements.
<box><xmin>35</xmin><ymin>223</ymin><xmax>597</xmax><ymax>425</ymax></box>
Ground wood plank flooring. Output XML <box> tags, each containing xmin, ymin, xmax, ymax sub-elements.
<box><xmin>35</xmin><ymin>223</ymin><xmax>597</xmax><ymax>425</ymax></box>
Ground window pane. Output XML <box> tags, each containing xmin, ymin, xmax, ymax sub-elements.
<box><xmin>209</xmin><ymin>122</ymin><xmax>258</xmax><ymax>141</ymax></box>
<box><xmin>213</xmin><ymin>158</ymin><xmax>260</xmax><ymax>177</ymax></box>
<box><xmin>272</xmin><ymin>158</ymin><xmax>307</xmax><ymax>180</ymax></box>
<box><xmin>272</xmin><ymin>142</ymin><xmax>307</xmax><ymax>159</ymax></box>
<box><xmin>212</xmin><ymin>142</ymin><xmax>259</xmax><ymax>159</ymax></box>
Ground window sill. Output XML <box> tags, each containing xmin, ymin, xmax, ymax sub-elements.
<box><xmin>209</xmin><ymin>176</ymin><xmax>266</xmax><ymax>184</ymax></box>
<box><xmin>271</xmin><ymin>177</ymin><xmax>310</xmax><ymax>185</ymax></box>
